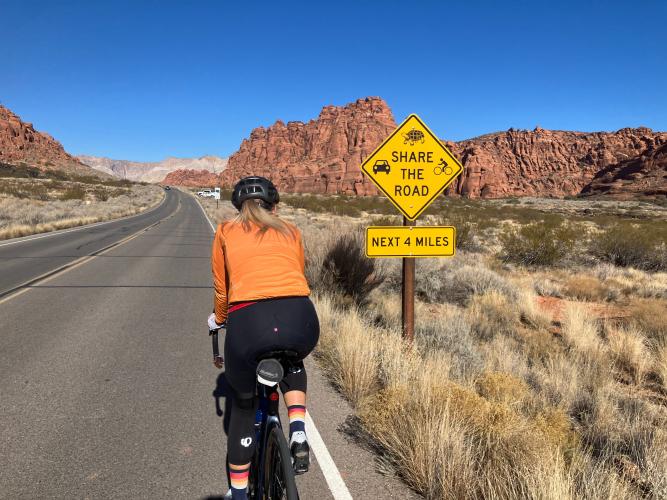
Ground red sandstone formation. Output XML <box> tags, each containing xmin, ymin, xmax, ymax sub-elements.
<box><xmin>162</xmin><ymin>168</ymin><xmax>220</xmax><ymax>187</ymax></box>
<box><xmin>0</xmin><ymin>105</ymin><xmax>102</xmax><ymax>177</ymax></box>
<box><xmin>581</xmin><ymin>141</ymin><xmax>667</xmax><ymax>198</ymax></box>
<box><xmin>447</xmin><ymin>127</ymin><xmax>666</xmax><ymax>198</ymax></box>
<box><xmin>218</xmin><ymin>97</ymin><xmax>395</xmax><ymax>195</ymax></box>
<box><xmin>165</xmin><ymin>98</ymin><xmax>666</xmax><ymax>199</ymax></box>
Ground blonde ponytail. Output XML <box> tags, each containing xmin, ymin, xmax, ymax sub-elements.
<box><xmin>234</xmin><ymin>199</ymin><xmax>296</xmax><ymax>239</ymax></box>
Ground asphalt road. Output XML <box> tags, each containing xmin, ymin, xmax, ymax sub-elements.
<box><xmin>0</xmin><ymin>189</ymin><xmax>178</xmax><ymax>299</ymax></box>
<box><xmin>0</xmin><ymin>189</ymin><xmax>417</xmax><ymax>499</ymax></box>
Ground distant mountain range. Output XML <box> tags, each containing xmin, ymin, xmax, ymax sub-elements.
<box><xmin>77</xmin><ymin>155</ymin><xmax>227</xmax><ymax>183</ymax></box>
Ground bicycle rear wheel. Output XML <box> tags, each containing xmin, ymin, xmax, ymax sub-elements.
<box><xmin>263</xmin><ymin>425</ymin><xmax>298</xmax><ymax>500</ymax></box>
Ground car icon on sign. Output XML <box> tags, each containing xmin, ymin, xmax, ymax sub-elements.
<box><xmin>373</xmin><ymin>160</ymin><xmax>391</xmax><ymax>174</ymax></box>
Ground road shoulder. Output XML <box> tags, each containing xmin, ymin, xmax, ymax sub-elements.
<box><xmin>304</xmin><ymin>352</ymin><xmax>421</xmax><ymax>499</ymax></box>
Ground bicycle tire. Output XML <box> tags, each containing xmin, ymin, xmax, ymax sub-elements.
<box><xmin>263</xmin><ymin>425</ymin><xmax>299</xmax><ymax>500</ymax></box>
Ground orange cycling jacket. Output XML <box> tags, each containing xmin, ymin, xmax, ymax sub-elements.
<box><xmin>211</xmin><ymin>221</ymin><xmax>310</xmax><ymax>324</ymax></box>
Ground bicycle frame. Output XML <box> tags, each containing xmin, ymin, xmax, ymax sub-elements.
<box><xmin>210</xmin><ymin>330</ymin><xmax>286</xmax><ymax>499</ymax></box>
<box><xmin>251</xmin><ymin>383</ymin><xmax>282</xmax><ymax>499</ymax></box>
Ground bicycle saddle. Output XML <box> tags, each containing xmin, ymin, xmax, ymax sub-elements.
<box><xmin>256</xmin><ymin>350</ymin><xmax>301</xmax><ymax>387</ymax></box>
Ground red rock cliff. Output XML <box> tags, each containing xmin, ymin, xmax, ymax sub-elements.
<box><xmin>447</xmin><ymin>127</ymin><xmax>667</xmax><ymax>198</ymax></box>
<box><xmin>580</xmin><ymin>141</ymin><xmax>667</xmax><ymax>198</ymax></box>
<box><xmin>0</xmin><ymin>104</ymin><xmax>101</xmax><ymax>177</ymax></box>
<box><xmin>162</xmin><ymin>168</ymin><xmax>220</xmax><ymax>187</ymax></box>
<box><xmin>219</xmin><ymin>97</ymin><xmax>395</xmax><ymax>195</ymax></box>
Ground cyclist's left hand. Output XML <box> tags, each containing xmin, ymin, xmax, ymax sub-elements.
<box><xmin>208</xmin><ymin>313</ymin><xmax>225</xmax><ymax>332</ymax></box>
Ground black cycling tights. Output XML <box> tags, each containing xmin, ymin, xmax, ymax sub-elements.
<box><xmin>224</xmin><ymin>296</ymin><xmax>319</xmax><ymax>465</ymax></box>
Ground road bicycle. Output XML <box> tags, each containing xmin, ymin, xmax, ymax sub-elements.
<box><xmin>211</xmin><ymin>329</ymin><xmax>300</xmax><ymax>500</ymax></box>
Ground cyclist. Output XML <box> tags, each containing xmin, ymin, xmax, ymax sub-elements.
<box><xmin>207</xmin><ymin>176</ymin><xmax>319</xmax><ymax>500</ymax></box>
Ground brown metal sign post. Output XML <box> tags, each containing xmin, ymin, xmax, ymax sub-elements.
<box><xmin>402</xmin><ymin>217</ymin><xmax>416</xmax><ymax>342</ymax></box>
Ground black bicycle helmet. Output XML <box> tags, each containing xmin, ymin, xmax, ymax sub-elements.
<box><xmin>231</xmin><ymin>176</ymin><xmax>280</xmax><ymax>210</ymax></box>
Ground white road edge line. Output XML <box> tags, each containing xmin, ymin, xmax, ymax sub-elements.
<box><xmin>194</xmin><ymin>193</ymin><xmax>354</xmax><ymax>500</ymax></box>
<box><xmin>0</xmin><ymin>190</ymin><xmax>167</xmax><ymax>248</ymax></box>
<box><xmin>305</xmin><ymin>412</ymin><xmax>353</xmax><ymax>500</ymax></box>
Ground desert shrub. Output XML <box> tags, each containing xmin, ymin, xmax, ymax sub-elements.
<box><xmin>417</xmin><ymin>262</ymin><xmax>518</xmax><ymax>305</ymax></box>
<box><xmin>517</xmin><ymin>289</ymin><xmax>553</xmax><ymax>331</ymax></box>
<box><xmin>499</xmin><ymin>220</ymin><xmax>580</xmax><ymax>266</ymax></box>
<box><xmin>627</xmin><ymin>299</ymin><xmax>667</xmax><ymax>346</ymax></box>
<box><xmin>562</xmin><ymin>275</ymin><xmax>617</xmax><ymax>302</ymax></box>
<box><xmin>372</xmin><ymin>215</ymin><xmax>400</xmax><ymax>226</ymax></box>
<box><xmin>605</xmin><ymin>324</ymin><xmax>650</xmax><ymax>385</ymax></box>
<box><xmin>590</xmin><ymin>223</ymin><xmax>667</xmax><ymax>271</ymax></box>
<box><xmin>331</xmin><ymin>203</ymin><xmax>361</xmax><ymax>217</ymax></box>
<box><xmin>321</xmin><ymin>232</ymin><xmax>384</xmax><ymax>307</ymax></box>
<box><xmin>533</xmin><ymin>277</ymin><xmax>563</xmax><ymax>297</ymax></box>
<box><xmin>93</xmin><ymin>187</ymin><xmax>109</xmax><ymax>201</ymax></box>
<box><xmin>467</xmin><ymin>291</ymin><xmax>521</xmax><ymax>341</ymax></box>
<box><xmin>561</xmin><ymin>303</ymin><xmax>602</xmax><ymax>353</ymax></box>
<box><xmin>655</xmin><ymin>342</ymin><xmax>667</xmax><ymax>388</ymax></box>
<box><xmin>415</xmin><ymin>315</ymin><xmax>485</xmax><ymax>380</ymax></box>
<box><xmin>435</xmin><ymin>213</ymin><xmax>475</xmax><ymax>251</ymax></box>
<box><xmin>0</xmin><ymin>181</ymin><xmax>50</xmax><ymax>200</ymax></box>
<box><xmin>314</xmin><ymin>296</ymin><xmax>381</xmax><ymax>405</ymax></box>
<box><xmin>359</xmin><ymin>380</ymin><xmax>569</xmax><ymax>499</ymax></box>
<box><xmin>475</xmin><ymin>371</ymin><xmax>530</xmax><ymax>405</ymax></box>
<box><xmin>60</xmin><ymin>185</ymin><xmax>86</xmax><ymax>201</ymax></box>
<box><xmin>0</xmin><ymin>184</ymin><xmax>163</xmax><ymax>240</ymax></box>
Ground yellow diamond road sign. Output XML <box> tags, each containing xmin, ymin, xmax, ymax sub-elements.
<box><xmin>361</xmin><ymin>114</ymin><xmax>463</xmax><ymax>220</ymax></box>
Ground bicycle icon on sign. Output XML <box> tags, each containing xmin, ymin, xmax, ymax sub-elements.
<box><xmin>434</xmin><ymin>158</ymin><xmax>453</xmax><ymax>175</ymax></box>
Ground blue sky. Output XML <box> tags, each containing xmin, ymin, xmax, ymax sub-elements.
<box><xmin>1</xmin><ymin>0</ymin><xmax>666</xmax><ymax>161</ymax></box>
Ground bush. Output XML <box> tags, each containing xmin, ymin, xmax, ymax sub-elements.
<box><xmin>331</xmin><ymin>203</ymin><xmax>361</xmax><ymax>217</ymax></box>
<box><xmin>467</xmin><ymin>291</ymin><xmax>520</xmax><ymax>341</ymax></box>
<box><xmin>371</xmin><ymin>215</ymin><xmax>400</xmax><ymax>226</ymax></box>
<box><xmin>93</xmin><ymin>187</ymin><xmax>109</xmax><ymax>201</ymax></box>
<box><xmin>436</xmin><ymin>214</ymin><xmax>475</xmax><ymax>251</ymax></box>
<box><xmin>0</xmin><ymin>180</ymin><xmax>50</xmax><ymax>200</ymax></box>
<box><xmin>60</xmin><ymin>185</ymin><xmax>86</xmax><ymax>200</ymax></box>
<box><xmin>415</xmin><ymin>315</ymin><xmax>485</xmax><ymax>380</ymax></box>
<box><xmin>416</xmin><ymin>262</ymin><xmax>518</xmax><ymax>305</ymax></box>
<box><xmin>499</xmin><ymin>220</ymin><xmax>579</xmax><ymax>266</ymax></box>
<box><xmin>322</xmin><ymin>232</ymin><xmax>384</xmax><ymax>307</ymax></box>
<box><xmin>589</xmin><ymin>223</ymin><xmax>667</xmax><ymax>271</ymax></box>
<box><xmin>562</xmin><ymin>275</ymin><xmax>617</xmax><ymax>302</ymax></box>
<box><xmin>627</xmin><ymin>299</ymin><xmax>667</xmax><ymax>346</ymax></box>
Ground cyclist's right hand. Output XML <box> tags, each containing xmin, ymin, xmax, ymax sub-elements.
<box><xmin>207</xmin><ymin>312</ymin><xmax>225</xmax><ymax>332</ymax></box>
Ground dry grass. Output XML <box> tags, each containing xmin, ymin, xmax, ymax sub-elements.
<box><xmin>606</xmin><ymin>324</ymin><xmax>650</xmax><ymax>385</ymax></box>
<box><xmin>654</xmin><ymin>342</ymin><xmax>667</xmax><ymax>388</ymax></box>
<box><xmin>562</xmin><ymin>275</ymin><xmax>617</xmax><ymax>302</ymax></box>
<box><xmin>313</xmin><ymin>292</ymin><xmax>652</xmax><ymax>499</ymax></box>
<box><xmin>627</xmin><ymin>299</ymin><xmax>667</xmax><ymax>346</ymax></box>
<box><xmin>561</xmin><ymin>302</ymin><xmax>603</xmax><ymax>353</ymax></box>
<box><xmin>0</xmin><ymin>182</ymin><xmax>163</xmax><ymax>240</ymax></box>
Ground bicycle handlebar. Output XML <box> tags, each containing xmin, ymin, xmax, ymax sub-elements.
<box><xmin>210</xmin><ymin>329</ymin><xmax>224</xmax><ymax>368</ymax></box>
